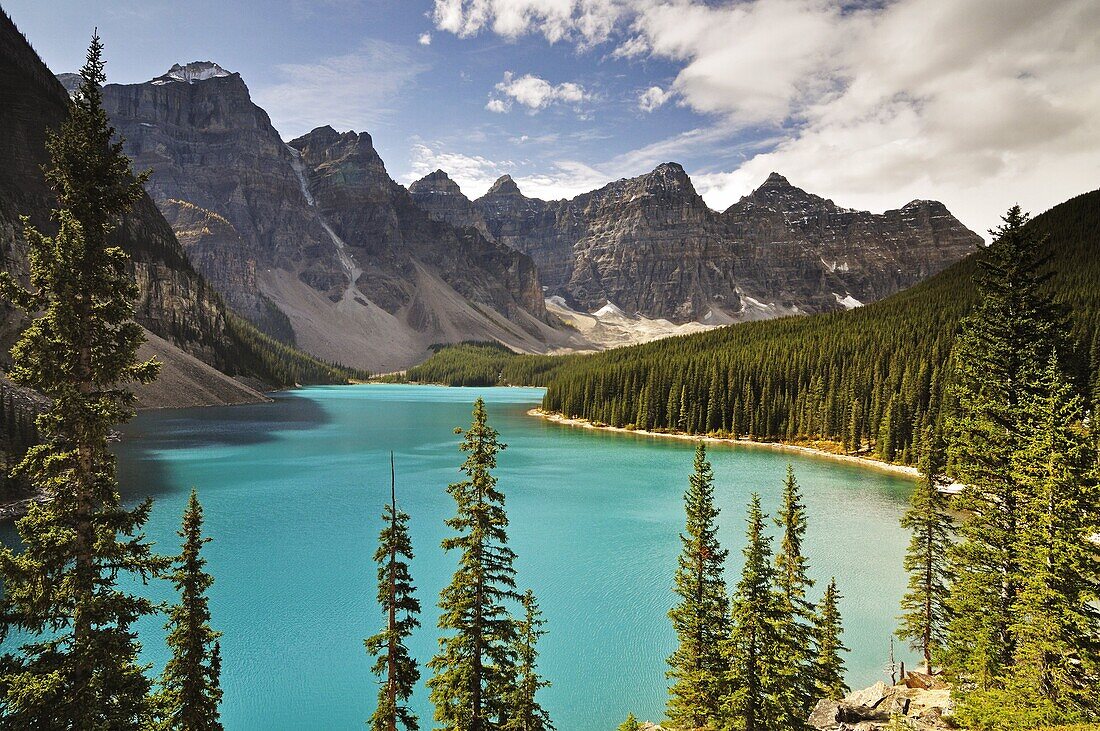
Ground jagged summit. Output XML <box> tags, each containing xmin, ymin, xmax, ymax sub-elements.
<box><xmin>152</xmin><ymin>61</ymin><xmax>233</xmax><ymax>85</ymax></box>
<box><xmin>409</xmin><ymin>169</ymin><xmax>464</xmax><ymax>196</ymax></box>
<box><xmin>485</xmin><ymin>174</ymin><xmax>523</xmax><ymax>197</ymax></box>
<box><xmin>762</xmin><ymin>171</ymin><xmax>791</xmax><ymax>186</ymax></box>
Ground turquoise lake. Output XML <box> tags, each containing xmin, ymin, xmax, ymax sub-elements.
<box><xmin>28</xmin><ymin>384</ymin><xmax>919</xmax><ymax>728</ymax></box>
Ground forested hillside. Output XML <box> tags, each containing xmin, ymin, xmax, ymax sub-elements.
<box><xmin>407</xmin><ymin>190</ymin><xmax>1100</xmax><ymax>467</ymax></box>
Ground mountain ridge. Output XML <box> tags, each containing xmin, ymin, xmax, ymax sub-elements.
<box><xmin>408</xmin><ymin>163</ymin><xmax>980</xmax><ymax>323</ymax></box>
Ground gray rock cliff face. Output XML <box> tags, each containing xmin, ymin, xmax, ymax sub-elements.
<box><xmin>408</xmin><ymin>169</ymin><xmax>494</xmax><ymax>241</ymax></box>
<box><xmin>100</xmin><ymin>65</ymin><xmax>558</xmax><ymax>371</ymax></box>
<box><xmin>101</xmin><ymin>65</ymin><xmax>328</xmax><ymax>341</ymax></box>
<box><xmin>449</xmin><ymin>167</ymin><xmax>980</xmax><ymax>322</ymax></box>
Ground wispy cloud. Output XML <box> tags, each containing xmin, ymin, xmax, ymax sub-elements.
<box><xmin>252</xmin><ymin>40</ymin><xmax>430</xmax><ymax>140</ymax></box>
<box><xmin>405</xmin><ymin>143</ymin><xmax>511</xmax><ymax>197</ymax></box>
<box><xmin>418</xmin><ymin>32</ymin><xmax>432</xmax><ymax>46</ymax></box>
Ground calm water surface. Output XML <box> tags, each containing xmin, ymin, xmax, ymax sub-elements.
<box><xmin>25</xmin><ymin>384</ymin><xmax>920</xmax><ymax>729</ymax></box>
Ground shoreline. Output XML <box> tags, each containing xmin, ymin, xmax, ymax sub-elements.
<box><xmin>528</xmin><ymin>408</ymin><xmax>923</xmax><ymax>480</ymax></box>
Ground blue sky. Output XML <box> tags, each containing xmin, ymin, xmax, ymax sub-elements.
<box><xmin>7</xmin><ymin>0</ymin><xmax>1099</xmax><ymax>234</ymax></box>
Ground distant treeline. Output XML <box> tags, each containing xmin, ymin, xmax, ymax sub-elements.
<box><xmin>224</xmin><ymin>313</ymin><xmax>370</xmax><ymax>386</ymax></box>
<box><xmin>404</xmin><ymin>189</ymin><xmax>1100</xmax><ymax>468</ymax></box>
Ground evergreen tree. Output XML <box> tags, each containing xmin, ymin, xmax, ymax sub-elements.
<box><xmin>1003</xmin><ymin>355</ymin><xmax>1099</xmax><ymax>720</ymax></box>
<box><xmin>946</xmin><ymin>206</ymin><xmax>1067</xmax><ymax>689</ymax></box>
<box><xmin>666</xmin><ymin>444</ymin><xmax>730</xmax><ymax>729</ymax></box>
<box><xmin>503</xmin><ymin>590</ymin><xmax>552</xmax><ymax>731</ymax></box>
<box><xmin>0</xmin><ymin>33</ymin><xmax>168</xmax><ymax>729</ymax></box>
<box><xmin>429</xmin><ymin>399</ymin><xmax>519</xmax><ymax>731</ymax></box>
<box><xmin>813</xmin><ymin>579</ymin><xmax>849</xmax><ymax>701</ymax></box>
<box><xmin>773</xmin><ymin>465</ymin><xmax>817</xmax><ymax>723</ymax></box>
<box><xmin>366</xmin><ymin>454</ymin><xmax>421</xmax><ymax>731</ymax></box>
<box><xmin>722</xmin><ymin>494</ymin><xmax>784</xmax><ymax>731</ymax></box>
<box><xmin>617</xmin><ymin>713</ymin><xmax>641</xmax><ymax>731</ymax></box>
<box><xmin>158</xmin><ymin>490</ymin><xmax>223</xmax><ymax>731</ymax></box>
<box><xmin>896</xmin><ymin>428</ymin><xmax>953</xmax><ymax>675</ymax></box>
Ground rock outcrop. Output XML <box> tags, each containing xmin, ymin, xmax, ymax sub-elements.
<box><xmin>808</xmin><ymin>680</ymin><xmax>953</xmax><ymax>730</ymax></box>
<box><xmin>455</xmin><ymin>166</ymin><xmax>980</xmax><ymax>323</ymax></box>
<box><xmin>101</xmin><ymin>67</ymin><xmax>571</xmax><ymax>371</ymax></box>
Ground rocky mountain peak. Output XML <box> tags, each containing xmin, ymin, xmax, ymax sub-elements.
<box><xmin>485</xmin><ymin>174</ymin><xmax>524</xmax><ymax>198</ymax></box>
<box><xmin>290</xmin><ymin>126</ymin><xmax>384</xmax><ymax>173</ymax></box>
<box><xmin>408</xmin><ymin>169</ymin><xmax>464</xmax><ymax>196</ymax></box>
<box><xmin>732</xmin><ymin>171</ymin><xmax>835</xmax><ymax>216</ymax></box>
<box><xmin>639</xmin><ymin>161</ymin><xmax>696</xmax><ymax>195</ymax></box>
<box><xmin>55</xmin><ymin>72</ymin><xmax>81</xmax><ymax>95</ymax></box>
<box><xmin>152</xmin><ymin>61</ymin><xmax>234</xmax><ymax>85</ymax></box>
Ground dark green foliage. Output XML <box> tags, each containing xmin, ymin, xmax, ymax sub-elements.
<box><xmin>1001</xmin><ymin>356</ymin><xmax>1098</xmax><ymax>721</ymax></box>
<box><xmin>722</xmin><ymin>494</ymin><xmax>785</xmax><ymax>731</ymax></box>
<box><xmin>666</xmin><ymin>444</ymin><xmax>730</xmax><ymax>729</ymax></box>
<box><xmin>503</xmin><ymin>590</ymin><xmax>553</xmax><ymax>731</ymax></box>
<box><xmin>946</xmin><ymin>207</ymin><xmax>1069</xmax><ymax>689</ymax></box>
<box><xmin>415</xmin><ymin>190</ymin><xmax>1100</xmax><ymax>467</ymax></box>
<box><xmin>772</xmin><ymin>465</ymin><xmax>818</xmax><ymax>724</ymax></box>
<box><xmin>896</xmin><ymin>428</ymin><xmax>953</xmax><ymax>675</ymax></box>
<box><xmin>0</xmin><ymin>34</ymin><xmax>169</xmax><ymax>728</ymax></box>
<box><xmin>617</xmin><ymin>713</ymin><xmax>641</xmax><ymax>731</ymax></box>
<box><xmin>428</xmin><ymin>398</ymin><xmax>520</xmax><ymax>731</ymax></box>
<box><xmin>224</xmin><ymin>312</ymin><xmax>369</xmax><ymax>386</ymax></box>
<box><xmin>365</xmin><ymin>458</ymin><xmax>421</xmax><ymax>731</ymax></box>
<box><xmin>813</xmin><ymin>579</ymin><xmax>849</xmax><ymax>701</ymax></box>
<box><xmin>158</xmin><ymin>490</ymin><xmax>223</xmax><ymax>731</ymax></box>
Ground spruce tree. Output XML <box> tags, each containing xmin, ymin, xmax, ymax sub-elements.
<box><xmin>813</xmin><ymin>579</ymin><xmax>849</xmax><ymax>701</ymax></box>
<box><xmin>666</xmin><ymin>443</ymin><xmax>730</xmax><ymax>729</ymax></box>
<box><xmin>428</xmin><ymin>399</ymin><xmax>519</xmax><ymax>731</ymax></box>
<box><xmin>946</xmin><ymin>205</ymin><xmax>1067</xmax><ymax>688</ymax></box>
<box><xmin>722</xmin><ymin>494</ymin><xmax>784</xmax><ymax>731</ymax></box>
<box><xmin>617</xmin><ymin>713</ymin><xmax>641</xmax><ymax>731</ymax></box>
<box><xmin>503</xmin><ymin>590</ymin><xmax>552</xmax><ymax>731</ymax></box>
<box><xmin>896</xmin><ymin>428</ymin><xmax>953</xmax><ymax>675</ymax></box>
<box><xmin>0</xmin><ymin>33</ymin><xmax>167</xmax><ymax>729</ymax></box>
<box><xmin>158</xmin><ymin>490</ymin><xmax>223</xmax><ymax>731</ymax></box>
<box><xmin>773</xmin><ymin>465</ymin><xmax>817</xmax><ymax>723</ymax></box>
<box><xmin>1004</xmin><ymin>355</ymin><xmax>1099</xmax><ymax>720</ymax></box>
<box><xmin>366</xmin><ymin>454</ymin><xmax>421</xmax><ymax>731</ymax></box>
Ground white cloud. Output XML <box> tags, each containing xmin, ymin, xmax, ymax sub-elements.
<box><xmin>406</xmin><ymin>144</ymin><xmax>509</xmax><ymax>197</ymax></box>
<box><xmin>418</xmin><ymin>32</ymin><xmax>432</xmax><ymax>45</ymax></box>
<box><xmin>432</xmin><ymin>0</ymin><xmax>626</xmax><ymax>45</ymax></box>
<box><xmin>252</xmin><ymin>41</ymin><xmax>429</xmax><ymax>139</ymax></box>
<box><xmin>638</xmin><ymin>85</ymin><xmax>672</xmax><ymax>112</ymax></box>
<box><xmin>489</xmin><ymin>71</ymin><xmax>591</xmax><ymax>113</ymax></box>
<box><xmin>436</xmin><ymin>0</ymin><xmax>1100</xmax><ymax>234</ymax></box>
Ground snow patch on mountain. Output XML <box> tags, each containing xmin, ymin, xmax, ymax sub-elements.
<box><xmin>834</xmin><ymin>293</ymin><xmax>863</xmax><ymax>309</ymax></box>
<box><xmin>152</xmin><ymin>62</ymin><xmax>232</xmax><ymax>85</ymax></box>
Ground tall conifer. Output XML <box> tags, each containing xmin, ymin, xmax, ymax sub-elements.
<box><xmin>896</xmin><ymin>428</ymin><xmax>953</xmax><ymax>675</ymax></box>
<box><xmin>503</xmin><ymin>590</ymin><xmax>552</xmax><ymax>731</ymax></box>
<box><xmin>366</xmin><ymin>454</ymin><xmax>421</xmax><ymax>731</ymax></box>
<box><xmin>722</xmin><ymin>494</ymin><xmax>784</xmax><ymax>731</ymax></box>
<box><xmin>666</xmin><ymin>444</ymin><xmax>730</xmax><ymax>729</ymax></box>
<box><xmin>813</xmin><ymin>579</ymin><xmax>849</xmax><ymax>701</ymax></box>
<box><xmin>1005</xmin><ymin>356</ymin><xmax>1099</xmax><ymax>720</ymax></box>
<box><xmin>0</xmin><ymin>33</ymin><xmax>167</xmax><ymax>728</ymax></box>
<box><xmin>946</xmin><ymin>205</ymin><xmax>1067</xmax><ymax>688</ymax></box>
<box><xmin>773</xmin><ymin>465</ymin><xmax>817</xmax><ymax>723</ymax></box>
<box><xmin>429</xmin><ymin>399</ymin><xmax>519</xmax><ymax>731</ymax></box>
<box><xmin>158</xmin><ymin>490</ymin><xmax>223</xmax><ymax>731</ymax></box>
